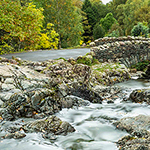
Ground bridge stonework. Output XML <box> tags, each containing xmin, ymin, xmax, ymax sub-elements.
<box><xmin>90</xmin><ymin>36</ymin><xmax>150</xmax><ymax>67</ymax></box>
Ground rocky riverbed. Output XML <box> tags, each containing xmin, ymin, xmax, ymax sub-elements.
<box><xmin>0</xmin><ymin>54</ymin><xmax>150</xmax><ymax>150</ymax></box>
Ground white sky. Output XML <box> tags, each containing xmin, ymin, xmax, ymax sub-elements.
<box><xmin>102</xmin><ymin>0</ymin><xmax>111</xmax><ymax>4</ymax></box>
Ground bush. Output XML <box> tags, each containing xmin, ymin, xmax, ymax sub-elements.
<box><xmin>131</xmin><ymin>22</ymin><xmax>149</xmax><ymax>38</ymax></box>
<box><xmin>108</xmin><ymin>30</ymin><xmax>120</xmax><ymax>37</ymax></box>
<box><xmin>93</xmin><ymin>23</ymin><xmax>105</xmax><ymax>40</ymax></box>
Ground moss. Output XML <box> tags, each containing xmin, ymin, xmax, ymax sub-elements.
<box><xmin>55</xmin><ymin>57</ymin><xmax>67</xmax><ymax>61</ymax></box>
<box><xmin>77</xmin><ymin>55</ymin><xmax>93</xmax><ymax>66</ymax></box>
<box><xmin>77</xmin><ymin>58</ymin><xmax>91</xmax><ymax>66</ymax></box>
<box><xmin>92</xmin><ymin>58</ymin><xmax>99</xmax><ymax>65</ymax></box>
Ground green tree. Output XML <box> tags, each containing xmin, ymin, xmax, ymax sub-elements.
<box><xmin>100</xmin><ymin>13</ymin><xmax>117</xmax><ymax>33</ymax></box>
<box><xmin>109</xmin><ymin>0</ymin><xmax>127</xmax><ymax>18</ymax></box>
<box><xmin>82</xmin><ymin>12</ymin><xmax>93</xmax><ymax>43</ymax></box>
<box><xmin>0</xmin><ymin>0</ymin><xmax>44</xmax><ymax>54</ymax></box>
<box><xmin>82</xmin><ymin>0</ymin><xmax>97</xmax><ymax>28</ymax></box>
<box><xmin>33</xmin><ymin>0</ymin><xmax>83</xmax><ymax>48</ymax></box>
<box><xmin>93</xmin><ymin>23</ymin><xmax>105</xmax><ymax>39</ymax></box>
<box><xmin>108</xmin><ymin>22</ymin><xmax>124</xmax><ymax>37</ymax></box>
<box><xmin>91</xmin><ymin>0</ymin><xmax>112</xmax><ymax>22</ymax></box>
<box><xmin>120</xmin><ymin>0</ymin><xmax>144</xmax><ymax>35</ymax></box>
<box><xmin>131</xmin><ymin>22</ymin><xmax>149</xmax><ymax>37</ymax></box>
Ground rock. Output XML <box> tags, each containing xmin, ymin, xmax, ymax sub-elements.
<box><xmin>91</xmin><ymin>63</ymin><xmax>130</xmax><ymax>86</ymax></box>
<box><xmin>61</xmin><ymin>95</ymin><xmax>90</xmax><ymax>108</ymax></box>
<box><xmin>68</xmin><ymin>57</ymin><xmax>76</xmax><ymax>65</ymax></box>
<box><xmin>71</xmin><ymin>84</ymin><xmax>102</xmax><ymax>103</ymax></box>
<box><xmin>142</xmin><ymin>64</ymin><xmax>150</xmax><ymax>79</ymax></box>
<box><xmin>130</xmin><ymin>68</ymin><xmax>137</xmax><ymax>73</ymax></box>
<box><xmin>2</xmin><ymin>132</ymin><xmax>26</xmax><ymax>139</ymax></box>
<box><xmin>114</xmin><ymin>115</ymin><xmax>150</xmax><ymax>149</ymax></box>
<box><xmin>23</xmin><ymin>115</ymin><xmax>75</xmax><ymax>136</ymax></box>
<box><xmin>76</xmin><ymin>55</ymin><xmax>93</xmax><ymax>66</ymax></box>
<box><xmin>91</xmin><ymin>37</ymin><xmax>150</xmax><ymax>68</ymax></box>
<box><xmin>128</xmin><ymin>89</ymin><xmax>150</xmax><ymax>104</ymax></box>
<box><xmin>89</xmin><ymin>42</ymin><xmax>95</xmax><ymax>47</ymax></box>
<box><xmin>82</xmin><ymin>43</ymin><xmax>86</xmax><ymax>47</ymax></box>
<box><xmin>0</xmin><ymin>100</ymin><xmax>4</xmax><ymax>107</ymax></box>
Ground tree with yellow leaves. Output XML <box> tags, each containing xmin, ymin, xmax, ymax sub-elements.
<box><xmin>33</xmin><ymin>0</ymin><xmax>84</xmax><ymax>48</ymax></box>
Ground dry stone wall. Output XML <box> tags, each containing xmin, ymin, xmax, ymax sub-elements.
<box><xmin>90</xmin><ymin>36</ymin><xmax>150</xmax><ymax>67</ymax></box>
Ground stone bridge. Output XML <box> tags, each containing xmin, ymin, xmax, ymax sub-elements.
<box><xmin>90</xmin><ymin>36</ymin><xmax>150</xmax><ymax>67</ymax></box>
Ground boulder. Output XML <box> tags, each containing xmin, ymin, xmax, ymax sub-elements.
<box><xmin>127</xmin><ymin>89</ymin><xmax>150</xmax><ymax>104</ymax></box>
<box><xmin>23</xmin><ymin>115</ymin><xmax>75</xmax><ymax>136</ymax></box>
<box><xmin>142</xmin><ymin>64</ymin><xmax>150</xmax><ymax>79</ymax></box>
<box><xmin>114</xmin><ymin>115</ymin><xmax>150</xmax><ymax>149</ymax></box>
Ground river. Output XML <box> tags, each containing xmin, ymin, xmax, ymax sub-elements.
<box><xmin>0</xmin><ymin>79</ymin><xmax>150</xmax><ymax>150</ymax></box>
<box><xmin>0</xmin><ymin>49</ymin><xmax>150</xmax><ymax>149</ymax></box>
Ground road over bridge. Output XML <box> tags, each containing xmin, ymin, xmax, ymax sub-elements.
<box><xmin>1</xmin><ymin>48</ymin><xmax>90</xmax><ymax>62</ymax></box>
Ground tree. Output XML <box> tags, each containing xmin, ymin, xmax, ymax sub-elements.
<box><xmin>0</xmin><ymin>0</ymin><xmax>44</xmax><ymax>54</ymax></box>
<box><xmin>134</xmin><ymin>0</ymin><xmax>150</xmax><ymax>23</ymax></box>
<box><xmin>108</xmin><ymin>22</ymin><xmax>124</xmax><ymax>37</ymax></box>
<box><xmin>82</xmin><ymin>0</ymin><xmax>97</xmax><ymax>28</ymax></box>
<box><xmin>38</xmin><ymin>23</ymin><xmax>59</xmax><ymax>49</ymax></box>
<box><xmin>82</xmin><ymin>12</ymin><xmax>93</xmax><ymax>43</ymax></box>
<box><xmin>93</xmin><ymin>23</ymin><xmax>105</xmax><ymax>39</ymax></box>
<box><xmin>109</xmin><ymin>0</ymin><xmax>127</xmax><ymax>18</ymax></box>
<box><xmin>131</xmin><ymin>22</ymin><xmax>149</xmax><ymax>37</ymax></box>
<box><xmin>100</xmin><ymin>13</ymin><xmax>117</xmax><ymax>33</ymax></box>
<box><xmin>91</xmin><ymin>0</ymin><xmax>111</xmax><ymax>21</ymax></box>
<box><xmin>72</xmin><ymin>0</ymin><xmax>83</xmax><ymax>9</ymax></box>
<box><xmin>33</xmin><ymin>0</ymin><xmax>83</xmax><ymax>48</ymax></box>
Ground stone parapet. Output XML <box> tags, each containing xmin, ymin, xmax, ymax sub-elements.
<box><xmin>90</xmin><ymin>36</ymin><xmax>150</xmax><ymax>67</ymax></box>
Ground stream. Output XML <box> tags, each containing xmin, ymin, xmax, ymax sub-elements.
<box><xmin>0</xmin><ymin>79</ymin><xmax>150</xmax><ymax>150</ymax></box>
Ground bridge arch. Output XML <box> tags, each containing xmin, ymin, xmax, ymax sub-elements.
<box><xmin>90</xmin><ymin>36</ymin><xmax>150</xmax><ymax>67</ymax></box>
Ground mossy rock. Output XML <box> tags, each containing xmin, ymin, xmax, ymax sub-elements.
<box><xmin>77</xmin><ymin>55</ymin><xmax>93</xmax><ymax>66</ymax></box>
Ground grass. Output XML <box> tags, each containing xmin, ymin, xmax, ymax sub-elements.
<box><xmin>93</xmin><ymin>63</ymin><xmax>120</xmax><ymax>72</ymax></box>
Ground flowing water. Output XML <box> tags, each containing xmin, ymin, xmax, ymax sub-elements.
<box><xmin>0</xmin><ymin>79</ymin><xmax>150</xmax><ymax>150</ymax></box>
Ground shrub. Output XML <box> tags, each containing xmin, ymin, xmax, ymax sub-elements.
<box><xmin>131</xmin><ymin>22</ymin><xmax>149</xmax><ymax>38</ymax></box>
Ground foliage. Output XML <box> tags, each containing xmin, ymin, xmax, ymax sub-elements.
<box><xmin>131</xmin><ymin>22</ymin><xmax>149</xmax><ymax>37</ymax></box>
<box><xmin>108</xmin><ymin>30</ymin><xmax>120</xmax><ymax>37</ymax></box>
<box><xmin>81</xmin><ymin>11</ymin><xmax>93</xmax><ymax>43</ymax></box>
<box><xmin>109</xmin><ymin>0</ymin><xmax>127</xmax><ymax>18</ymax></box>
<box><xmin>72</xmin><ymin>0</ymin><xmax>83</xmax><ymax>8</ymax></box>
<box><xmin>91</xmin><ymin>0</ymin><xmax>112</xmax><ymax>22</ymax></box>
<box><xmin>82</xmin><ymin>0</ymin><xmax>97</xmax><ymax>28</ymax></box>
<box><xmin>108</xmin><ymin>22</ymin><xmax>124</xmax><ymax>37</ymax></box>
<box><xmin>93</xmin><ymin>23</ymin><xmax>105</xmax><ymax>39</ymax></box>
<box><xmin>81</xmin><ymin>0</ymin><xmax>112</xmax><ymax>42</ymax></box>
<box><xmin>38</xmin><ymin>23</ymin><xmax>59</xmax><ymax>49</ymax></box>
<box><xmin>100</xmin><ymin>13</ymin><xmax>117</xmax><ymax>33</ymax></box>
<box><xmin>0</xmin><ymin>0</ymin><xmax>44</xmax><ymax>54</ymax></box>
<box><xmin>131</xmin><ymin>60</ymin><xmax>150</xmax><ymax>71</ymax></box>
<box><xmin>34</xmin><ymin>0</ymin><xmax>83</xmax><ymax>48</ymax></box>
